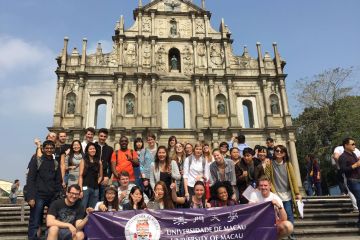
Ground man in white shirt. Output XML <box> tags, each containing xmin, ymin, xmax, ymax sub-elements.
<box><xmin>249</xmin><ymin>176</ymin><xmax>293</xmax><ymax>239</ymax></box>
<box><xmin>333</xmin><ymin>145</ymin><xmax>360</xmax><ymax>212</ymax></box>
<box><xmin>81</xmin><ymin>127</ymin><xmax>95</xmax><ymax>151</ymax></box>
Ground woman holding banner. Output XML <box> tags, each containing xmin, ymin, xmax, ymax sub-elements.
<box><xmin>123</xmin><ymin>186</ymin><xmax>147</xmax><ymax>210</ymax></box>
<box><xmin>94</xmin><ymin>185</ymin><xmax>119</xmax><ymax>211</ymax></box>
<box><xmin>147</xmin><ymin>181</ymin><xmax>175</xmax><ymax>210</ymax></box>
<box><xmin>170</xmin><ymin>181</ymin><xmax>211</xmax><ymax>208</ymax></box>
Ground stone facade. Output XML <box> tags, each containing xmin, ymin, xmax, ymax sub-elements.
<box><xmin>49</xmin><ymin>0</ymin><xmax>302</xmax><ymax>186</ymax></box>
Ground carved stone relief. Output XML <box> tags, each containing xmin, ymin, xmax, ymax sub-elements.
<box><xmin>195</xmin><ymin>19</ymin><xmax>205</xmax><ymax>34</ymax></box>
<box><xmin>156</xmin><ymin>46</ymin><xmax>167</xmax><ymax>72</ymax></box>
<box><xmin>210</xmin><ymin>43</ymin><xmax>224</xmax><ymax>66</ymax></box>
<box><xmin>143</xmin><ymin>42</ymin><xmax>151</xmax><ymax>67</ymax></box>
<box><xmin>142</xmin><ymin>17</ymin><xmax>151</xmax><ymax>32</ymax></box>
<box><xmin>197</xmin><ymin>43</ymin><xmax>206</xmax><ymax>68</ymax></box>
<box><xmin>124</xmin><ymin>42</ymin><xmax>137</xmax><ymax>66</ymax></box>
<box><xmin>157</xmin><ymin>20</ymin><xmax>166</xmax><ymax>37</ymax></box>
<box><xmin>108</xmin><ymin>43</ymin><xmax>118</xmax><ymax>67</ymax></box>
<box><xmin>164</xmin><ymin>0</ymin><xmax>181</xmax><ymax>12</ymax></box>
<box><xmin>179</xmin><ymin>20</ymin><xmax>191</xmax><ymax>38</ymax></box>
<box><xmin>182</xmin><ymin>45</ymin><xmax>193</xmax><ymax>75</ymax></box>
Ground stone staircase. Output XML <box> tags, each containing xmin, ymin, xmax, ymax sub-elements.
<box><xmin>0</xmin><ymin>196</ymin><xmax>359</xmax><ymax>239</ymax></box>
<box><xmin>294</xmin><ymin>195</ymin><xmax>360</xmax><ymax>239</ymax></box>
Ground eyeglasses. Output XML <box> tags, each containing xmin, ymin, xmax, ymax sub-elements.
<box><xmin>275</xmin><ymin>149</ymin><xmax>284</xmax><ymax>153</ymax></box>
<box><xmin>68</xmin><ymin>192</ymin><xmax>80</xmax><ymax>197</ymax></box>
<box><xmin>350</xmin><ymin>143</ymin><xmax>356</xmax><ymax>146</ymax></box>
<box><xmin>44</xmin><ymin>147</ymin><xmax>54</xmax><ymax>150</ymax></box>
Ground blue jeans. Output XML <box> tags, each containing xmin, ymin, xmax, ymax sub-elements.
<box><xmin>283</xmin><ymin>200</ymin><xmax>294</xmax><ymax>224</ymax></box>
<box><xmin>347</xmin><ymin>179</ymin><xmax>360</xmax><ymax>222</ymax></box>
<box><xmin>9</xmin><ymin>197</ymin><xmax>17</xmax><ymax>204</ymax></box>
<box><xmin>81</xmin><ymin>187</ymin><xmax>98</xmax><ymax>208</ymax></box>
<box><xmin>306</xmin><ymin>177</ymin><xmax>314</xmax><ymax>196</ymax></box>
<box><xmin>28</xmin><ymin>197</ymin><xmax>53</xmax><ymax>239</ymax></box>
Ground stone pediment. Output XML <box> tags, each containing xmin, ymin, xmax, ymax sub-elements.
<box><xmin>143</xmin><ymin>0</ymin><xmax>205</xmax><ymax>14</ymax></box>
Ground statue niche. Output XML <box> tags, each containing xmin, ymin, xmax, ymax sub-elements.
<box><xmin>124</xmin><ymin>93</ymin><xmax>135</xmax><ymax>115</ymax></box>
<box><xmin>270</xmin><ymin>94</ymin><xmax>280</xmax><ymax>115</ymax></box>
<box><xmin>66</xmin><ymin>93</ymin><xmax>76</xmax><ymax>115</ymax></box>
<box><xmin>215</xmin><ymin>94</ymin><xmax>227</xmax><ymax>115</ymax></box>
<box><xmin>169</xmin><ymin>18</ymin><xmax>178</xmax><ymax>37</ymax></box>
<box><xmin>168</xmin><ymin>48</ymin><xmax>181</xmax><ymax>72</ymax></box>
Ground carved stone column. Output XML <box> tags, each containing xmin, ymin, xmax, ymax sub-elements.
<box><xmin>193</xmin><ymin>40</ymin><xmax>198</xmax><ymax>72</ymax></box>
<box><xmin>208</xmin><ymin>76</ymin><xmax>216</xmax><ymax>127</ymax></box>
<box><xmin>261</xmin><ymin>77</ymin><xmax>271</xmax><ymax>126</ymax></box>
<box><xmin>288</xmin><ymin>132</ymin><xmax>303</xmax><ymax>189</ymax></box>
<box><xmin>205</xmin><ymin>40</ymin><xmax>212</xmax><ymax>73</ymax></box>
<box><xmin>191</xmin><ymin>14</ymin><xmax>195</xmax><ymax>37</ymax></box>
<box><xmin>138</xmin><ymin>38</ymin><xmax>142</xmax><ymax>72</ymax></box>
<box><xmin>136</xmin><ymin>76</ymin><xmax>143</xmax><ymax>125</ymax></box>
<box><xmin>150</xmin><ymin>11</ymin><xmax>155</xmax><ymax>36</ymax></box>
<box><xmin>151</xmin><ymin>76</ymin><xmax>157</xmax><ymax>126</ymax></box>
<box><xmin>138</xmin><ymin>12</ymin><xmax>142</xmax><ymax>36</ymax></box>
<box><xmin>151</xmin><ymin>38</ymin><xmax>156</xmax><ymax>72</ymax></box>
<box><xmin>115</xmin><ymin>74</ymin><xmax>124</xmax><ymax>127</ymax></box>
<box><xmin>194</xmin><ymin>76</ymin><xmax>203</xmax><ymax>128</ymax></box>
<box><xmin>279</xmin><ymin>77</ymin><xmax>292</xmax><ymax>126</ymax></box>
<box><xmin>75</xmin><ymin>76</ymin><xmax>86</xmax><ymax>127</ymax></box>
<box><xmin>223</xmin><ymin>41</ymin><xmax>230</xmax><ymax>73</ymax></box>
<box><xmin>119</xmin><ymin>38</ymin><xmax>124</xmax><ymax>72</ymax></box>
<box><xmin>204</xmin><ymin>14</ymin><xmax>209</xmax><ymax>37</ymax></box>
<box><xmin>226</xmin><ymin>76</ymin><xmax>238</xmax><ymax>127</ymax></box>
<box><xmin>53</xmin><ymin>76</ymin><xmax>65</xmax><ymax>127</ymax></box>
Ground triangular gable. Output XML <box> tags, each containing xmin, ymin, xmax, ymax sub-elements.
<box><xmin>142</xmin><ymin>0</ymin><xmax>206</xmax><ymax>14</ymax></box>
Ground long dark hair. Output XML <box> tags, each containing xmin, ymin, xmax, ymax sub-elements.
<box><xmin>153</xmin><ymin>181</ymin><xmax>174</xmax><ymax>209</ymax></box>
<box><xmin>133</xmin><ymin>137</ymin><xmax>144</xmax><ymax>151</ymax></box>
<box><xmin>103</xmin><ymin>185</ymin><xmax>119</xmax><ymax>211</ymax></box>
<box><xmin>167</xmin><ymin>136</ymin><xmax>177</xmax><ymax>149</ymax></box>
<box><xmin>68</xmin><ymin>140</ymin><xmax>83</xmax><ymax>166</ymax></box>
<box><xmin>129</xmin><ymin>186</ymin><xmax>147</xmax><ymax>210</ymax></box>
<box><xmin>84</xmin><ymin>142</ymin><xmax>100</xmax><ymax>171</ymax></box>
<box><xmin>154</xmin><ymin>146</ymin><xmax>170</xmax><ymax>172</ymax></box>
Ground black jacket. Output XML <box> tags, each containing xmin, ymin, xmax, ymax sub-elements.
<box><xmin>26</xmin><ymin>155</ymin><xmax>62</xmax><ymax>200</ymax></box>
<box><xmin>95</xmin><ymin>142</ymin><xmax>114</xmax><ymax>178</ymax></box>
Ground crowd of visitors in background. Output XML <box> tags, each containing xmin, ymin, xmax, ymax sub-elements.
<box><xmin>21</xmin><ymin>127</ymin><xmax>360</xmax><ymax>240</ymax></box>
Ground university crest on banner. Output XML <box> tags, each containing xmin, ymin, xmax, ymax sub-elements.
<box><xmin>85</xmin><ymin>202</ymin><xmax>277</xmax><ymax>240</ymax></box>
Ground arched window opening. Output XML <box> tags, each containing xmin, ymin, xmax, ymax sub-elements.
<box><xmin>168</xmin><ymin>48</ymin><xmax>181</xmax><ymax>72</ymax></box>
<box><xmin>270</xmin><ymin>94</ymin><xmax>280</xmax><ymax>115</ymax></box>
<box><xmin>66</xmin><ymin>92</ymin><xmax>76</xmax><ymax>115</ymax></box>
<box><xmin>215</xmin><ymin>94</ymin><xmax>227</xmax><ymax>115</ymax></box>
<box><xmin>168</xmin><ymin>95</ymin><xmax>184</xmax><ymax>128</ymax></box>
<box><xmin>95</xmin><ymin>99</ymin><xmax>107</xmax><ymax>129</ymax></box>
<box><xmin>124</xmin><ymin>93</ymin><xmax>135</xmax><ymax>115</ymax></box>
<box><xmin>242</xmin><ymin>100</ymin><xmax>254</xmax><ymax>128</ymax></box>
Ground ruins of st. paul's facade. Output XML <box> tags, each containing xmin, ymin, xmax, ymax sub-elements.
<box><xmin>50</xmin><ymin>0</ymin><xmax>302</xmax><ymax>186</ymax></box>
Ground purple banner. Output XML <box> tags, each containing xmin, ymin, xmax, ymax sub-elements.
<box><xmin>85</xmin><ymin>202</ymin><xmax>277</xmax><ymax>240</ymax></box>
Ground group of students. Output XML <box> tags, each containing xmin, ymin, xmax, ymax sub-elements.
<box><xmin>26</xmin><ymin>128</ymin><xmax>298</xmax><ymax>240</ymax></box>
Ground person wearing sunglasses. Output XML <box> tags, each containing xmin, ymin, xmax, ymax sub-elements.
<box><xmin>265</xmin><ymin>145</ymin><xmax>301</xmax><ymax>240</ymax></box>
<box><xmin>339</xmin><ymin>137</ymin><xmax>360</xmax><ymax>228</ymax></box>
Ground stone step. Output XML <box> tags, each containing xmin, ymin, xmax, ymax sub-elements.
<box><xmin>0</xmin><ymin>216</ymin><xmax>29</xmax><ymax>221</ymax></box>
<box><xmin>0</xmin><ymin>227</ymin><xmax>28</xmax><ymax>234</ymax></box>
<box><xmin>0</xmin><ymin>206</ymin><xmax>30</xmax><ymax>211</ymax></box>
<box><xmin>300</xmin><ymin>212</ymin><xmax>358</xmax><ymax>220</ymax></box>
<box><xmin>0</xmin><ymin>236</ymin><xmax>28</xmax><ymax>240</ymax></box>
<box><xmin>303</xmin><ymin>195</ymin><xmax>350</xmax><ymax>199</ymax></box>
<box><xmin>0</xmin><ymin>211</ymin><xmax>30</xmax><ymax>216</ymax></box>
<box><xmin>294</xmin><ymin>227</ymin><xmax>360</xmax><ymax>237</ymax></box>
<box><xmin>295</xmin><ymin>219</ymin><xmax>358</xmax><ymax>227</ymax></box>
<box><xmin>304</xmin><ymin>207</ymin><xmax>353</xmax><ymax>213</ymax></box>
<box><xmin>0</xmin><ymin>221</ymin><xmax>28</xmax><ymax>227</ymax></box>
<box><xmin>302</xmin><ymin>202</ymin><xmax>353</xmax><ymax>208</ymax></box>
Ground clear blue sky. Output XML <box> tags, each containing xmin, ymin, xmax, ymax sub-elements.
<box><xmin>1</xmin><ymin>0</ymin><xmax>359</xmax><ymax>184</ymax></box>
